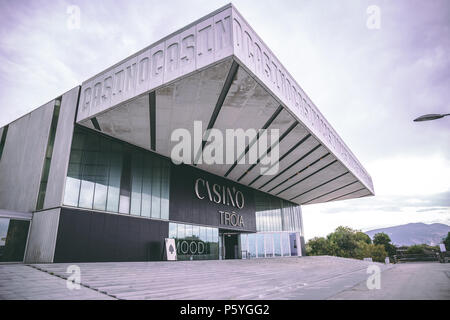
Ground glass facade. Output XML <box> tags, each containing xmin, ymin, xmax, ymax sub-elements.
<box><xmin>63</xmin><ymin>126</ymin><xmax>170</xmax><ymax>219</ymax></box>
<box><xmin>240</xmin><ymin>232</ymin><xmax>298</xmax><ymax>259</ymax></box>
<box><xmin>169</xmin><ymin>222</ymin><xmax>219</xmax><ymax>260</ymax></box>
<box><xmin>254</xmin><ymin>191</ymin><xmax>303</xmax><ymax>233</ymax></box>
<box><xmin>61</xmin><ymin>127</ymin><xmax>304</xmax><ymax>262</ymax></box>
<box><xmin>0</xmin><ymin>218</ymin><xmax>30</xmax><ymax>262</ymax></box>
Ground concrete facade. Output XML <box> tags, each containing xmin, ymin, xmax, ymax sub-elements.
<box><xmin>43</xmin><ymin>87</ymin><xmax>80</xmax><ymax>210</ymax></box>
<box><xmin>0</xmin><ymin>100</ymin><xmax>55</xmax><ymax>213</ymax></box>
<box><xmin>24</xmin><ymin>208</ymin><xmax>60</xmax><ymax>263</ymax></box>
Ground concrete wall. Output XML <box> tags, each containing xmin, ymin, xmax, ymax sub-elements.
<box><xmin>44</xmin><ymin>87</ymin><xmax>80</xmax><ymax>209</ymax></box>
<box><xmin>77</xmin><ymin>4</ymin><xmax>233</xmax><ymax>123</ymax></box>
<box><xmin>24</xmin><ymin>208</ymin><xmax>60</xmax><ymax>263</ymax></box>
<box><xmin>0</xmin><ymin>101</ymin><xmax>54</xmax><ymax>212</ymax></box>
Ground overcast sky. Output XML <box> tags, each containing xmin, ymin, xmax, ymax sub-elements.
<box><xmin>0</xmin><ymin>0</ymin><xmax>448</xmax><ymax>239</ymax></box>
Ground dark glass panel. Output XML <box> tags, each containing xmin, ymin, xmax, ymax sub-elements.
<box><xmin>0</xmin><ymin>218</ymin><xmax>30</xmax><ymax>262</ymax></box>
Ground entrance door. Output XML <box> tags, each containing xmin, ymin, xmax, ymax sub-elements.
<box><xmin>223</xmin><ymin>233</ymin><xmax>239</xmax><ymax>259</ymax></box>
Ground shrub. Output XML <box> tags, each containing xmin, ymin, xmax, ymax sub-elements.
<box><xmin>406</xmin><ymin>245</ymin><xmax>425</xmax><ymax>254</ymax></box>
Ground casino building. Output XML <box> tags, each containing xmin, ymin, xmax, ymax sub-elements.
<box><xmin>0</xmin><ymin>4</ymin><xmax>374</xmax><ymax>263</ymax></box>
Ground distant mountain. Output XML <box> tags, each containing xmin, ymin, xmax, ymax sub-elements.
<box><xmin>365</xmin><ymin>223</ymin><xmax>450</xmax><ymax>246</ymax></box>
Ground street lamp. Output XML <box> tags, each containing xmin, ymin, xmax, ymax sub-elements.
<box><xmin>413</xmin><ymin>113</ymin><xmax>450</xmax><ymax>122</ymax></box>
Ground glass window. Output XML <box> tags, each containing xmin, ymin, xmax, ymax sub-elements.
<box><xmin>207</xmin><ymin>227</ymin><xmax>213</xmax><ymax>243</ymax></box>
<box><xmin>273</xmin><ymin>233</ymin><xmax>282</xmax><ymax>256</ymax></box>
<box><xmin>160</xmin><ymin>162</ymin><xmax>170</xmax><ymax>220</ymax></box>
<box><xmin>240</xmin><ymin>234</ymin><xmax>248</xmax><ymax>259</ymax></box>
<box><xmin>199</xmin><ymin>226</ymin><xmax>207</xmax><ymax>242</ymax></box>
<box><xmin>248</xmin><ymin>234</ymin><xmax>257</xmax><ymax>258</ymax></box>
<box><xmin>141</xmin><ymin>154</ymin><xmax>152</xmax><ymax>217</ymax></box>
<box><xmin>65</xmin><ymin>132</ymin><xmax>84</xmax><ymax>207</ymax></box>
<box><xmin>151</xmin><ymin>158</ymin><xmax>161</xmax><ymax>218</ymax></box>
<box><xmin>64</xmin><ymin>176</ymin><xmax>80</xmax><ymax>206</ymax></box>
<box><xmin>255</xmin><ymin>213</ymin><xmax>261</xmax><ymax>231</ymax></box>
<box><xmin>168</xmin><ymin>223</ymin><xmax>177</xmax><ymax>239</ymax></box>
<box><xmin>185</xmin><ymin>224</ymin><xmax>193</xmax><ymax>239</ymax></box>
<box><xmin>282</xmin><ymin>233</ymin><xmax>290</xmax><ymax>256</ymax></box>
<box><xmin>210</xmin><ymin>228</ymin><xmax>218</xmax><ymax>259</ymax></box>
<box><xmin>192</xmin><ymin>225</ymin><xmax>200</xmax><ymax>240</ymax></box>
<box><xmin>212</xmin><ymin>228</ymin><xmax>218</xmax><ymax>243</ymax></box>
<box><xmin>106</xmin><ymin>148</ymin><xmax>122</xmax><ymax>212</ymax></box>
<box><xmin>172</xmin><ymin>223</ymin><xmax>218</xmax><ymax>261</ymax></box>
<box><xmin>255</xmin><ymin>191</ymin><xmax>302</xmax><ymax>234</ymax></box>
<box><xmin>0</xmin><ymin>218</ymin><xmax>9</xmax><ymax>247</ymax></box>
<box><xmin>118</xmin><ymin>152</ymin><xmax>131</xmax><ymax>214</ymax></box>
<box><xmin>130</xmin><ymin>151</ymin><xmax>143</xmax><ymax>215</ymax></box>
<box><xmin>78</xmin><ymin>137</ymin><xmax>97</xmax><ymax>209</ymax></box>
<box><xmin>63</xmin><ymin>126</ymin><xmax>170</xmax><ymax>219</ymax></box>
<box><xmin>265</xmin><ymin>233</ymin><xmax>273</xmax><ymax>257</ymax></box>
<box><xmin>177</xmin><ymin>224</ymin><xmax>185</xmax><ymax>239</ymax></box>
<box><xmin>93</xmin><ymin>141</ymin><xmax>110</xmax><ymax>211</ymax></box>
<box><xmin>0</xmin><ymin>218</ymin><xmax>30</xmax><ymax>262</ymax></box>
<box><xmin>256</xmin><ymin>234</ymin><xmax>265</xmax><ymax>258</ymax></box>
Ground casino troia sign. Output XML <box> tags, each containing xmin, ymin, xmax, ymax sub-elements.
<box><xmin>194</xmin><ymin>178</ymin><xmax>244</xmax><ymax>209</ymax></box>
<box><xmin>194</xmin><ymin>178</ymin><xmax>246</xmax><ymax>228</ymax></box>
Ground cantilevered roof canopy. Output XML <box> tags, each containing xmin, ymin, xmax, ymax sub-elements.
<box><xmin>76</xmin><ymin>4</ymin><xmax>374</xmax><ymax>205</ymax></box>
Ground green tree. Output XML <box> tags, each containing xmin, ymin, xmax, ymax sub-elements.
<box><xmin>406</xmin><ymin>245</ymin><xmax>425</xmax><ymax>254</ymax></box>
<box><xmin>370</xmin><ymin>244</ymin><xmax>388</xmax><ymax>263</ymax></box>
<box><xmin>307</xmin><ymin>227</ymin><xmax>392</xmax><ymax>262</ymax></box>
<box><xmin>373</xmin><ymin>232</ymin><xmax>396</xmax><ymax>258</ymax></box>
<box><xmin>355</xmin><ymin>241</ymin><xmax>372</xmax><ymax>259</ymax></box>
<box><xmin>355</xmin><ymin>242</ymin><xmax>387</xmax><ymax>262</ymax></box>
<box><xmin>327</xmin><ymin>226</ymin><xmax>359</xmax><ymax>258</ymax></box>
<box><xmin>306</xmin><ymin>237</ymin><xmax>331</xmax><ymax>256</ymax></box>
<box><xmin>373</xmin><ymin>232</ymin><xmax>391</xmax><ymax>246</ymax></box>
<box><xmin>443</xmin><ymin>232</ymin><xmax>450</xmax><ymax>251</ymax></box>
<box><xmin>355</xmin><ymin>232</ymin><xmax>371</xmax><ymax>244</ymax></box>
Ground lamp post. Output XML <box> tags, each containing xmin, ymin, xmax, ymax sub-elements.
<box><xmin>413</xmin><ymin>113</ymin><xmax>450</xmax><ymax>122</ymax></box>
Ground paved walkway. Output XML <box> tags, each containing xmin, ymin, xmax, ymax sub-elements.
<box><xmin>0</xmin><ymin>263</ymin><xmax>113</xmax><ymax>300</ymax></box>
<box><xmin>5</xmin><ymin>258</ymin><xmax>449</xmax><ymax>300</ymax></box>
<box><xmin>1</xmin><ymin>256</ymin><xmax>394</xmax><ymax>300</ymax></box>
<box><xmin>330</xmin><ymin>262</ymin><xmax>450</xmax><ymax>300</ymax></box>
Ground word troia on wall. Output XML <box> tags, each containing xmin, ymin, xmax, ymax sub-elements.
<box><xmin>219</xmin><ymin>210</ymin><xmax>244</xmax><ymax>228</ymax></box>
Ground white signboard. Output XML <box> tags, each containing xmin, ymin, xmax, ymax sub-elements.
<box><xmin>165</xmin><ymin>238</ymin><xmax>177</xmax><ymax>261</ymax></box>
<box><xmin>439</xmin><ymin>244</ymin><xmax>446</xmax><ymax>252</ymax></box>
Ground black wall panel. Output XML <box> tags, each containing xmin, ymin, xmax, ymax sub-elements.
<box><xmin>54</xmin><ymin>208</ymin><xmax>168</xmax><ymax>262</ymax></box>
<box><xmin>169</xmin><ymin>164</ymin><xmax>257</xmax><ymax>232</ymax></box>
